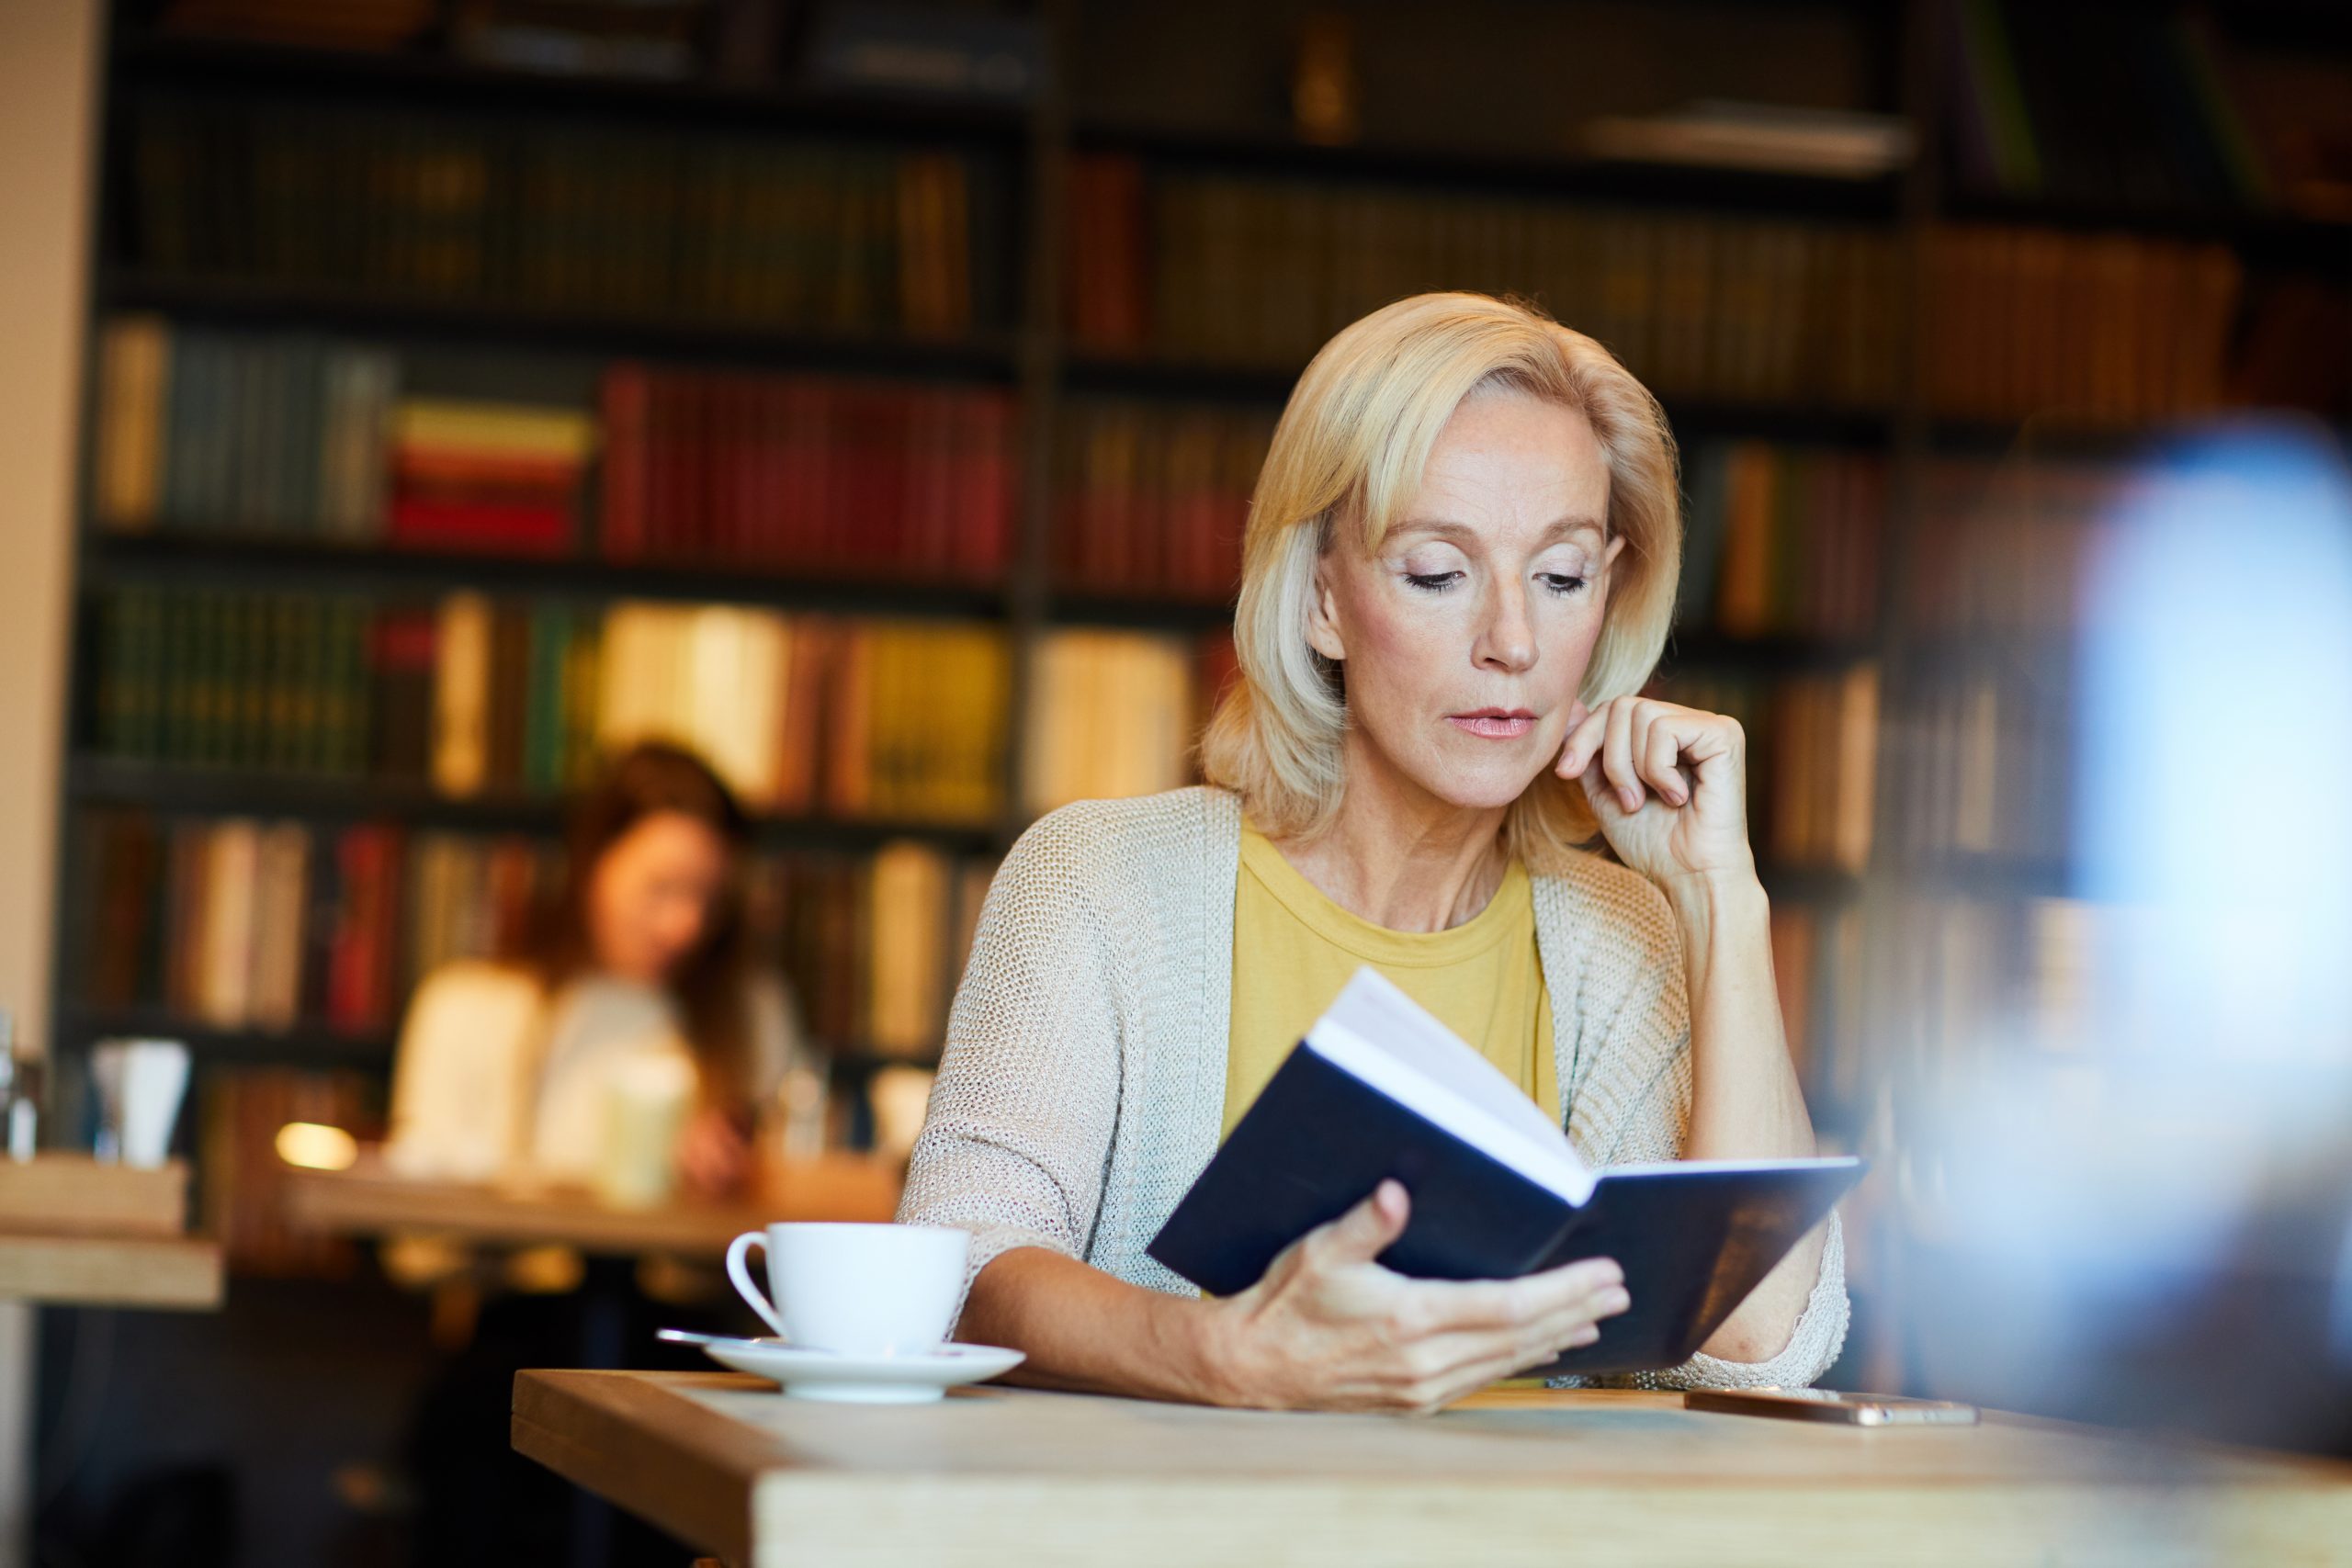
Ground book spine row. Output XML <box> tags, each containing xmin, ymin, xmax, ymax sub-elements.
<box><xmin>747</xmin><ymin>843</ymin><xmax>1000</xmax><ymax>1060</ymax></box>
<box><xmin>71</xmin><ymin>806</ymin><xmax>1000</xmax><ymax>1057</ymax></box>
<box><xmin>96</xmin><ymin>587</ymin><xmax>1017</xmax><ymax>826</ymax></box>
<box><xmin>95</xmin><ymin>317</ymin><xmax>398</xmax><ymax>537</ymax></box>
<box><xmin>95</xmin><ymin>587</ymin><xmax>374</xmax><ymax>775</ymax></box>
<box><xmin>1879</xmin><ymin>662</ymin><xmax>2075</xmax><ymax>869</ymax></box>
<box><xmin>1939</xmin><ymin>0</ymin><xmax>2269</xmax><ymax>212</ymax></box>
<box><xmin>1679</xmin><ymin>442</ymin><xmax>1887</xmax><ymax>642</ymax></box>
<box><xmin>1923</xmin><ymin>225</ymin><xmax>2240</xmax><ymax>423</ymax></box>
<box><xmin>1068</xmin><ymin>154</ymin><xmax>1904</xmax><ymax>410</ymax></box>
<box><xmin>1051</xmin><ymin>399</ymin><xmax>1273</xmax><ymax>602</ymax></box>
<box><xmin>1022</xmin><ymin>629</ymin><xmax>1226</xmax><ymax>815</ymax></box>
<box><xmin>1905</xmin><ymin>457</ymin><xmax>2135</xmax><ymax>637</ymax></box>
<box><xmin>130</xmin><ymin>96</ymin><xmax>1006</xmax><ymax>336</ymax></box>
<box><xmin>93</xmin><ymin>319</ymin><xmax>1023</xmax><ymax>581</ymax></box>
<box><xmin>1647</xmin><ymin>666</ymin><xmax>1880</xmax><ymax>874</ymax></box>
<box><xmin>600</xmin><ymin>364</ymin><xmax>1016</xmax><ymax>581</ymax></box>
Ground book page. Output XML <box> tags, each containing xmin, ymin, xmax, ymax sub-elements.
<box><xmin>1307</xmin><ymin>968</ymin><xmax>1596</xmax><ymax>1204</ymax></box>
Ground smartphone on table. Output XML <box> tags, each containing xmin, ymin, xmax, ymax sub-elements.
<box><xmin>1685</xmin><ymin>1388</ymin><xmax>1980</xmax><ymax>1427</ymax></box>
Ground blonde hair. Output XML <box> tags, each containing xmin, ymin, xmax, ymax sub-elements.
<box><xmin>1199</xmin><ymin>291</ymin><xmax>1682</xmax><ymax>868</ymax></box>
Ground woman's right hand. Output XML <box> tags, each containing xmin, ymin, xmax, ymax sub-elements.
<box><xmin>1204</xmin><ymin>1179</ymin><xmax>1631</xmax><ymax>1415</ymax></box>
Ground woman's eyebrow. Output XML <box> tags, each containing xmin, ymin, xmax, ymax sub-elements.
<box><xmin>1391</xmin><ymin>515</ymin><xmax>1606</xmax><ymax>544</ymax></box>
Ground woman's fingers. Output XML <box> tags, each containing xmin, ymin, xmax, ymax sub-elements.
<box><xmin>1555</xmin><ymin>699</ymin><xmax>1605</xmax><ymax>779</ymax></box>
<box><xmin>1600</xmin><ymin>697</ymin><xmax>1641</xmax><ymax>813</ymax></box>
<box><xmin>1387</xmin><ymin>1291</ymin><xmax>1630</xmax><ymax>1411</ymax></box>
<box><xmin>1408</xmin><ymin>1258</ymin><xmax>1624</xmax><ymax>1332</ymax></box>
<box><xmin>1300</xmin><ymin>1179</ymin><xmax>1411</xmax><ymax>1272</ymax></box>
<box><xmin>1561</xmin><ymin>696</ymin><xmax>1723</xmax><ymax>811</ymax></box>
<box><xmin>1638</xmin><ymin>709</ymin><xmax>1690</xmax><ymax>807</ymax></box>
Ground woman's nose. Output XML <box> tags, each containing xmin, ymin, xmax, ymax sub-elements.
<box><xmin>1476</xmin><ymin>582</ymin><xmax>1538</xmax><ymax>672</ymax></box>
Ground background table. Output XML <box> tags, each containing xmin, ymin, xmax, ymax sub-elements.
<box><xmin>0</xmin><ymin>1155</ymin><xmax>220</xmax><ymax>1309</ymax></box>
<box><xmin>514</xmin><ymin>1370</ymin><xmax>2352</xmax><ymax>1567</ymax></box>
<box><xmin>283</xmin><ymin>1151</ymin><xmax>902</xmax><ymax>1259</ymax></box>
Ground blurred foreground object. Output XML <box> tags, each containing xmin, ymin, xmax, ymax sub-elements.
<box><xmin>1894</xmin><ymin>421</ymin><xmax>2352</xmax><ymax>1452</ymax></box>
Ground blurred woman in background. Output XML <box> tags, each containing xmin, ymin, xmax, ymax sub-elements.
<box><xmin>388</xmin><ymin>739</ymin><xmax>809</xmax><ymax>1200</ymax></box>
<box><xmin>390</xmin><ymin>739</ymin><xmax>814</xmax><ymax>1568</ymax></box>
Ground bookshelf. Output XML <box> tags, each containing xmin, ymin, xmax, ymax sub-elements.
<box><xmin>47</xmin><ymin>1</ymin><xmax>2351</xmax><ymax>1277</ymax></box>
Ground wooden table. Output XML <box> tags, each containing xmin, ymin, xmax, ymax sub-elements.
<box><xmin>514</xmin><ymin>1370</ymin><xmax>2352</xmax><ymax>1567</ymax></box>
<box><xmin>0</xmin><ymin>1155</ymin><xmax>221</xmax><ymax>1309</ymax></box>
<box><xmin>284</xmin><ymin>1152</ymin><xmax>902</xmax><ymax>1259</ymax></box>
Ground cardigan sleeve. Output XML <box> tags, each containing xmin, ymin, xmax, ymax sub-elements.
<box><xmin>896</xmin><ymin>807</ymin><xmax>1127</xmax><ymax>1326</ymax></box>
<box><xmin>1554</xmin><ymin>863</ymin><xmax>1851</xmax><ymax>1392</ymax></box>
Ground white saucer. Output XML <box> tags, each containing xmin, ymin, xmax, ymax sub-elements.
<box><xmin>697</xmin><ymin>1337</ymin><xmax>1025</xmax><ymax>1403</ymax></box>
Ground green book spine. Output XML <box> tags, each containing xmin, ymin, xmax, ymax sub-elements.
<box><xmin>128</xmin><ymin>587</ymin><xmax>163</xmax><ymax>761</ymax></box>
<box><xmin>523</xmin><ymin>604</ymin><xmax>563</xmax><ymax>793</ymax></box>
<box><xmin>338</xmin><ymin>599</ymin><xmax>371</xmax><ymax>777</ymax></box>
<box><xmin>221</xmin><ymin>593</ymin><xmax>254</xmax><ymax>770</ymax></box>
<box><xmin>194</xmin><ymin>591</ymin><xmax>228</xmax><ymax>770</ymax></box>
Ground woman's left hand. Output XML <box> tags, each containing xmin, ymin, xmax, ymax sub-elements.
<box><xmin>1555</xmin><ymin>695</ymin><xmax>1758</xmax><ymax>893</ymax></box>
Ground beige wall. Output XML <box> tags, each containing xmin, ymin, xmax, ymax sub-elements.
<box><xmin>0</xmin><ymin>0</ymin><xmax>103</xmax><ymax>1561</ymax></box>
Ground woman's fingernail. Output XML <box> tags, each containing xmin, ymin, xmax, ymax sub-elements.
<box><xmin>1600</xmin><ymin>1288</ymin><xmax>1632</xmax><ymax>1314</ymax></box>
<box><xmin>1621</xmin><ymin>787</ymin><xmax>1640</xmax><ymax>812</ymax></box>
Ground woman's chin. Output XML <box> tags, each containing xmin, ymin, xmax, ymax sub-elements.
<box><xmin>1417</xmin><ymin>758</ymin><xmax>1552</xmax><ymax>814</ymax></box>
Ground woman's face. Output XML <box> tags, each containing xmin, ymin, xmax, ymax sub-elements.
<box><xmin>585</xmin><ymin>810</ymin><xmax>731</xmax><ymax>986</ymax></box>
<box><xmin>1308</xmin><ymin>388</ymin><xmax>1625</xmax><ymax>817</ymax></box>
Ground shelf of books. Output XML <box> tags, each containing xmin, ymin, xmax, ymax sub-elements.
<box><xmin>51</xmin><ymin>1</ymin><xmax>2351</xmax><ymax>1299</ymax></box>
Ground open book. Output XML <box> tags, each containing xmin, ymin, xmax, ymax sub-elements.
<box><xmin>1147</xmin><ymin>968</ymin><xmax>1863</xmax><ymax>1376</ymax></box>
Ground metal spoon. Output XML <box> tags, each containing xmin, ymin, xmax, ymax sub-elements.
<box><xmin>657</xmin><ymin>1326</ymin><xmax>832</xmax><ymax>1354</ymax></box>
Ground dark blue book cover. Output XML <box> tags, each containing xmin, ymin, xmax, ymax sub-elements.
<box><xmin>1146</xmin><ymin>969</ymin><xmax>1864</xmax><ymax>1373</ymax></box>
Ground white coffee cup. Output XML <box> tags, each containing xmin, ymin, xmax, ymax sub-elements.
<box><xmin>724</xmin><ymin>1223</ymin><xmax>968</xmax><ymax>1356</ymax></box>
<box><xmin>90</xmin><ymin>1039</ymin><xmax>190</xmax><ymax>1169</ymax></box>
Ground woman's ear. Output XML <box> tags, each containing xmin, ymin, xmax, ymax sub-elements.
<box><xmin>1601</xmin><ymin>532</ymin><xmax>1628</xmax><ymax>578</ymax></box>
<box><xmin>1306</xmin><ymin>556</ymin><xmax>1347</xmax><ymax>662</ymax></box>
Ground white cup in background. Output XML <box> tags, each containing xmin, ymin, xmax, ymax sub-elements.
<box><xmin>725</xmin><ymin>1223</ymin><xmax>968</xmax><ymax>1356</ymax></box>
<box><xmin>595</xmin><ymin>1052</ymin><xmax>695</xmax><ymax>1210</ymax></box>
<box><xmin>91</xmin><ymin>1039</ymin><xmax>190</xmax><ymax>1168</ymax></box>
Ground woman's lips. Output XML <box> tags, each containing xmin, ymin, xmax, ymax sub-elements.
<box><xmin>1446</xmin><ymin>709</ymin><xmax>1537</xmax><ymax>739</ymax></box>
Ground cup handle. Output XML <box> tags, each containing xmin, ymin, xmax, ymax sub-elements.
<box><xmin>724</xmin><ymin>1231</ymin><xmax>791</xmax><ymax>1339</ymax></box>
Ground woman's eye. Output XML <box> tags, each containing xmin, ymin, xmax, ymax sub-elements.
<box><xmin>1541</xmin><ymin>573</ymin><xmax>1589</xmax><ymax>596</ymax></box>
<box><xmin>1405</xmin><ymin>571</ymin><xmax>1464</xmax><ymax>593</ymax></box>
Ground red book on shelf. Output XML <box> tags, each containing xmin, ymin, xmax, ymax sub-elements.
<box><xmin>390</xmin><ymin>497</ymin><xmax>574</xmax><ymax>555</ymax></box>
<box><xmin>775</xmin><ymin>380</ymin><xmax>826</xmax><ymax>573</ymax></box>
<box><xmin>601</xmin><ymin>364</ymin><xmax>650</xmax><ymax>562</ymax></box>
<box><xmin>906</xmin><ymin>389</ymin><xmax>953</xmax><ymax>579</ymax></box>
<box><xmin>640</xmin><ymin>367</ymin><xmax>675</xmax><ymax>561</ymax></box>
<box><xmin>673</xmin><ymin>374</ymin><xmax>710</xmax><ymax>564</ymax></box>
<box><xmin>714</xmin><ymin>373</ymin><xmax>751</xmax><ymax>567</ymax></box>
<box><xmin>327</xmin><ymin>825</ymin><xmax>392</xmax><ymax>1032</ymax></box>
<box><xmin>973</xmin><ymin>394</ymin><xmax>1016</xmax><ymax>584</ymax></box>
<box><xmin>856</xmin><ymin>389</ymin><xmax>910</xmax><ymax>571</ymax></box>
<box><xmin>1068</xmin><ymin>154</ymin><xmax>1148</xmax><ymax>353</ymax></box>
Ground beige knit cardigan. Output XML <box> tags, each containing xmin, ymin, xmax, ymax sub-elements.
<box><xmin>897</xmin><ymin>784</ymin><xmax>1849</xmax><ymax>1390</ymax></box>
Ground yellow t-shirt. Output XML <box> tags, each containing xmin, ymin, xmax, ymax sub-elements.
<box><xmin>1224</xmin><ymin>822</ymin><xmax>1558</xmax><ymax>1140</ymax></box>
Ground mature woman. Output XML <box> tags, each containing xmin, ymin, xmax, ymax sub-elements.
<box><xmin>899</xmin><ymin>291</ymin><xmax>1847</xmax><ymax>1411</ymax></box>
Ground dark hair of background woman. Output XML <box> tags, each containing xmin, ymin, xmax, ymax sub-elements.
<box><xmin>522</xmin><ymin>739</ymin><xmax>754</xmax><ymax>1111</ymax></box>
